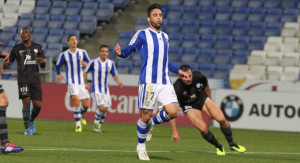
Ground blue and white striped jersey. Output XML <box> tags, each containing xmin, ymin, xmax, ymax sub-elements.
<box><xmin>84</xmin><ymin>58</ymin><xmax>117</xmax><ymax>94</ymax></box>
<box><xmin>119</xmin><ymin>28</ymin><xmax>179</xmax><ymax>84</ymax></box>
<box><xmin>55</xmin><ymin>48</ymin><xmax>90</xmax><ymax>85</ymax></box>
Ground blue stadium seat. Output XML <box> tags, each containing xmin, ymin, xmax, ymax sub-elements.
<box><xmin>185</xmin><ymin>6</ymin><xmax>200</xmax><ymax>12</ymax></box>
<box><xmin>198</xmin><ymin>34</ymin><xmax>216</xmax><ymax>48</ymax></box>
<box><xmin>117</xmin><ymin>60</ymin><xmax>132</xmax><ymax>73</ymax></box>
<box><xmin>215</xmin><ymin>6</ymin><xmax>232</xmax><ymax>21</ymax></box>
<box><xmin>231</xmin><ymin>7</ymin><xmax>249</xmax><ymax>21</ymax></box>
<box><xmin>197</xmin><ymin>48</ymin><xmax>216</xmax><ymax>63</ymax></box>
<box><xmin>232</xmin><ymin>35</ymin><xmax>249</xmax><ymax>50</ymax></box>
<box><xmin>248</xmin><ymin>22</ymin><xmax>266</xmax><ymax>36</ymax></box>
<box><xmin>198</xmin><ymin>63</ymin><xmax>215</xmax><ymax>77</ymax></box>
<box><xmin>181</xmin><ymin>19</ymin><xmax>199</xmax><ymax>33</ymax></box>
<box><xmin>248</xmin><ymin>0</ymin><xmax>263</xmax><ymax>8</ymax></box>
<box><xmin>98</xmin><ymin>0</ymin><xmax>112</xmax><ymax>3</ymax></box>
<box><xmin>231</xmin><ymin>50</ymin><xmax>248</xmax><ymax>64</ymax></box>
<box><xmin>48</xmin><ymin>14</ymin><xmax>65</xmax><ymax>29</ymax></box>
<box><xmin>112</xmin><ymin>0</ymin><xmax>129</xmax><ymax>8</ymax></box>
<box><xmin>81</xmin><ymin>2</ymin><xmax>98</xmax><ymax>17</ymax></box>
<box><xmin>265</xmin><ymin>22</ymin><xmax>282</xmax><ymax>36</ymax></box>
<box><xmin>232</xmin><ymin>21</ymin><xmax>250</xmax><ymax>36</ymax></box>
<box><xmin>167</xmin><ymin>0</ymin><xmax>182</xmax><ymax>6</ymax></box>
<box><xmin>120</xmin><ymin>31</ymin><xmax>134</xmax><ymax>38</ymax></box>
<box><xmin>0</xmin><ymin>27</ymin><xmax>16</xmax><ymax>40</ymax></box>
<box><xmin>97</xmin><ymin>3</ymin><xmax>114</xmax><ymax>21</ymax></box>
<box><xmin>264</xmin><ymin>8</ymin><xmax>282</xmax><ymax>23</ymax></box>
<box><xmin>181</xmin><ymin>33</ymin><xmax>199</xmax><ymax>48</ymax></box>
<box><xmin>215</xmin><ymin>20</ymin><xmax>233</xmax><ymax>35</ymax></box>
<box><xmin>198</xmin><ymin>20</ymin><xmax>215</xmax><ymax>34</ymax></box>
<box><xmin>136</xmin><ymin>18</ymin><xmax>148</xmax><ymax>25</ymax></box>
<box><xmin>61</xmin><ymin>29</ymin><xmax>80</xmax><ymax>47</ymax></box>
<box><xmin>198</xmin><ymin>6</ymin><xmax>216</xmax><ymax>20</ymax></box>
<box><xmin>169</xmin><ymin>47</ymin><xmax>183</xmax><ymax>62</ymax></box>
<box><xmin>198</xmin><ymin>0</ymin><xmax>213</xmax><ymax>7</ymax></box>
<box><xmin>50</xmin><ymin>1</ymin><xmax>67</xmax><ymax>15</ymax></box>
<box><xmin>169</xmin><ymin>33</ymin><xmax>183</xmax><ymax>47</ymax></box>
<box><xmin>231</xmin><ymin>0</ymin><xmax>249</xmax><ymax>7</ymax></box>
<box><xmin>32</xmin><ymin>28</ymin><xmax>48</xmax><ymax>42</ymax></box>
<box><xmin>182</xmin><ymin>6</ymin><xmax>200</xmax><ymax>19</ymax></box>
<box><xmin>215</xmin><ymin>0</ymin><xmax>231</xmax><ymax>7</ymax></box>
<box><xmin>133</xmin><ymin>60</ymin><xmax>143</xmax><ymax>67</ymax></box>
<box><xmin>281</xmin><ymin>8</ymin><xmax>298</xmax><ymax>22</ymax></box>
<box><xmin>65</xmin><ymin>2</ymin><xmax>82</xmax><ymax>16</ymax></box>
<box><xmin>184</xmin><ymin>47</ymin><xmax>200</xmax><ymax>55</ymax></box>
<box><xmin>183</xmin><ymin>0</ymin><xmax>199</xmax><ymax>6</ymax></box>
<box><xmin>32</xmin><ymin>14</ymin><xmax>50</xmax><ymax>28</ymax></box>
<box><xmin>213</xmin><ymin>64</ymin><xmax>232</xmax><ymax>79</ymax></box>
<box><xmin>79</xmin><ymin>16</ymin><xmax>97</xmax><ymax>35</ymax></box>
<box><xmin>263</xmin><ymin>0</ymin><xmax>281</xmax><ymax>8</ymax></box>
<box><xmin>34</xmin><ymin>1</ymin><xmax>51</xmax><ymax>14</ymax></box>
<box><xmin>131</xmin><ymin>66</ymin><xmax>140</xmax><ymax>74</ymax></box>
<box><xmin>45</xmin><ymin>43</ymin><xmax>63</xmax><ymax>60</ymax></box>
<box><xmin>165</xmin><ymin>19</ymin><xmax>183</xmax><ymax>34</ymax></box>
<box><xmin>281</xmin><ymin>0</ymin><xmax>298</xmax><ymax>8</ymax></box>
<box><xmin>214</xmin><ymin>50</ymin><xmax>232</xmax><ymax>64</ymax></box>
<box><xmin>17</xmin><ymin>13</ymin><xmax>34</xmax><ymax>27</ymax></box>
<box><xmin>167</xmin><ymin>5</ymin><xmax>184</xmax><ymax>19</ymax></box>
<box><xmin>247</xmin><ymin>8</ymin><xmax>266</xmax><ymax>22</ymax></box>
<box><xmin>247</xmin><ymin>36</ymin><xmax>266</xmax><ymax>50</ymax></box>
<box><xmin>63</xmin><ymin>15</ymin><xmax>80</xmax><ymax>30</ymax></box>
<box><xmin>214</xmin><ymin>35</ymin><xmax>232</xmax><ymax>49</ymax></box>
<box><xmin>46</xmin><ymin>29</ymin><xmax>64</xmax><ymax>43</ymax></box>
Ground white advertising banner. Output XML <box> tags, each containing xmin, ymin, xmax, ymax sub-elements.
<box><xmin>215</xmin><ymin>89</ymin><xmax>300</xmax><ymax>132</ymax></box>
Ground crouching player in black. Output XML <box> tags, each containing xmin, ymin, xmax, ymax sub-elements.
<box><xmin>173</xmin><ymin>65</ymin><xmax>246</xmax><ymax>155</ymax></box>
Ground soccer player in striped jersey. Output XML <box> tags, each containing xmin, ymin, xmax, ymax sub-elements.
<box><xmin>84</xmin><ymin>45</ymin><xmax>123</xmax><ymax>134</ymax></box>
<box><xmin>55</xmin><ymin>35</ymin><xmax>91</xmax><ymax>133</ymax></box>
<box><xmin>114</xmin><ymin>3</ymin><xmax>188</xmax><ymax>161</ymax></box>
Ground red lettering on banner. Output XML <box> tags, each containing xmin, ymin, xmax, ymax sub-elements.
<box><xmin>39</xmin><ymin>83</ymin><xmax>210</xmax><ymax>126</ymax></box>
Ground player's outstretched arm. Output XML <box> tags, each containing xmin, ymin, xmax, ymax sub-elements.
<box><xmin>170</xmin><ymin>119</ymin><xmax>181</xmax><ymax>144</ymax></box>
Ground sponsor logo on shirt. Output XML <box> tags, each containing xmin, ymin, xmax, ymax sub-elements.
<box><xmin>24</xmin><ymin>54</ymin><xmax>36</xmax><ymax>65</ymax></box>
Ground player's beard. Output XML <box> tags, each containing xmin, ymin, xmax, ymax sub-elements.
<box><xmin>150</xmin><ymin>20</ymin><xmax>161</xmax><ymax>30</ymax></box>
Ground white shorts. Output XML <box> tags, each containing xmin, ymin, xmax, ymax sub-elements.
<box><xmin>68</xmin><ymin>84</ymin><xmax>90</xmax><ymax>100</ymax></box>
<box><xmin>91</xmin><ymin>92</ymin><xmax>111</xmax><ymax>107</ymax></box>
<box><xmin>138</xmin><ymin>83</ymin><xmax>178</xmax><ymax>110</ymax></box>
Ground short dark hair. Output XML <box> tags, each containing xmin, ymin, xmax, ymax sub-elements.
<box><xmin>67</xmin><ymin>35</ymin><xmax>77</xmax><ymax>41</ymax></box>
<box><xmin>180</xmin><ymin>65</ymin><xmax>191</xmax><ymax>72</ymax></box>
<box><xmin>147</xmin><ymin>3</ymin><xmax>162</xmax><ymax>17</ymax></box>
<box><xmin>21</xmin><ymin>27</ymin><xmax>32</xmax><ymax>34</ymax></box>
<box><xmin>99</xmin><ymin>45</ymin><xmax>109</xmax><ymax>51</ymax></box>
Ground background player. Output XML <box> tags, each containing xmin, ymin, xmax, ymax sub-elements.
<box><xmin>114</xmin><ymin>3</ymin><xmax>187</xmax><ymax>161</ymax></box>
<box><xmin>55</xmin><ymin>35</ymin><xmax>90</xmax><ymax>132</ymax></box>
<box><xmin>84</xmin><ymin>45</ymin><xmax>123</xmax><ymax>134</ymax></box>
<box><xmin>0</xmin><ymin>45</ymin><xmax>23</xmax><ymax>153</ymax></box>
<box><xmin>4</xmin><ymin>27</ymin><xmax>45</xmax><ymax>135</ymax></box>
<box><xmin>173</xmin><ymin>65</ymin><xmax>246</xmax><ymax>155</ymax></box>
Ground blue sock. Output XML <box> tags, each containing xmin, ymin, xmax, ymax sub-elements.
<box><xmin>137</xmin><ymin>119</ymin><xmax>147</xmax><ymax>143</ymax></box>
<box><xmin>94</xmin><ymin>109</ymin><xmax>101</xmax><ymax>124</ymax></box>
<box><xmin>99</xmin><ymin>112</ymin><xmax>107</xmax><ymax>127</ymax></box>
<box><xmin>73</xmin><ymin>108</ymin><xmax>81</xmax><ymax>127</ymax></box>
<box><xmin>152</xmin><ymin>110</ymin><xmax>170</xmax><ymax>124</ymax></box>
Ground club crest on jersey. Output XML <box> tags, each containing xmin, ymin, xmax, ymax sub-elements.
<box><xmin>164</xmin><ymin>36</ymin><xmax>168</xmax><ymax>43</ymax></box>
<box><xmin>107</xmin><ymin>66</ymin><xmax>111</xmax><ymax>71</ymax></box>
<box><xmin>34</xmin><ymin>49</ymin><xmax>38</xmax><ymax>53</ymax></box>
<box><xmin>129</xmin><ymin>36</ymin><xmax>137</xmax><ymax>45</ymax></box>
<box><xmin>78</xmin><ymin>56</ymin><xmax>81</xmax><ymax>60</ymax></box>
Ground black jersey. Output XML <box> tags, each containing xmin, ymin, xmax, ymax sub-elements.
<box><xmin>173</xmin><ymin>71</ymin><xmax>208</xmax><ymax>111</ymax></box>
<box><xmin>9</xmin><ymin>42</ymin><xmax>44</xmax><ymax>84</ymax></box>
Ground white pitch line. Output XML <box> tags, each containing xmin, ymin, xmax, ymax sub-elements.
<box><xmin>25</xmin><ymin>147</ymin><xmax>300</xmax><ymax>155</ymax></box>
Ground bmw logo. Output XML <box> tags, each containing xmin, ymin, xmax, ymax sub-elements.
<box><xmin>220</xmin><ymin>95</ymin><xmax>243</xmax><ymax>121</ymax></box>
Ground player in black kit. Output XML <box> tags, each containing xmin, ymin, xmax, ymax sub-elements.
<box><xmin>173</xmin><ymin>65</ymin><xmax>246</xmax><ymax>155</ymax></box>
<box><xmin>4</xmin><ymin>27</ymin><xmax>45</xmax><ymax>136</ymax></box>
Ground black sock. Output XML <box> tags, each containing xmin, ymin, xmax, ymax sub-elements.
<box><xmin>201</xmin><ymin>130</ymin><xmax>222</xmax><ymax>149</ymax></box>
<box><xmin>220</xmin><ymin>125</ymin><xmax>235</xmax><ymax>146</ymax></box>
<box><xmin>22</xmin><ymin>107</ymin><xmax>30</xmax><ymax>129</ymax></box>
<box><xmin>30</xmin><ymin>107</ymin><xmax>41</xmax><ymax>122</ymax></box>
<box><xmin>81</xmin><ymin>107</ymin><xmax>88</xmax><ymax>116</ymax></box>
<box><xmin>0</xmin><ymin>106</ymin><xmax>9</xmax><ymax>146</ymax></box>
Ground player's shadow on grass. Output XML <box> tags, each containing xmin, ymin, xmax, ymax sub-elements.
<box><xmin>148</xmin><ymin>155</ymin><xmax>174</xmax><ymax>161</ymax></box>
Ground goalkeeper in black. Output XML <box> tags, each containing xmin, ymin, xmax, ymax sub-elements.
<box><xmin>173</xmin><ymin>65</ymin><xmax>246</xmax><ymax>155</ymax></box>
<box><xmin>4</xmin><ymin>27</ymin><xmax>45</xmax><ymax>136</ymax></box>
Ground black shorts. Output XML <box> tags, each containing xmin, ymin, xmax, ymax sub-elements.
<box><xmin>0</xmin><ymin>84</ymin><xmax>4</xmax><ymax>93</ymax></box>
<box><xmin>18</xmin><ymin>83</ymin><xmax>42</xmax><ymax>101</ymax></box>
<box><xmin>182</xmin><ymin>91</ymin><xmax>208</xmax><ymax>113</ymax></box>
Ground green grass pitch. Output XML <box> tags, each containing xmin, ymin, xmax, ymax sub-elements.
<box><xmin>1</xmin><ymin>118</ymin><xmax>300</xmax><ymax>162</ymax></box>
